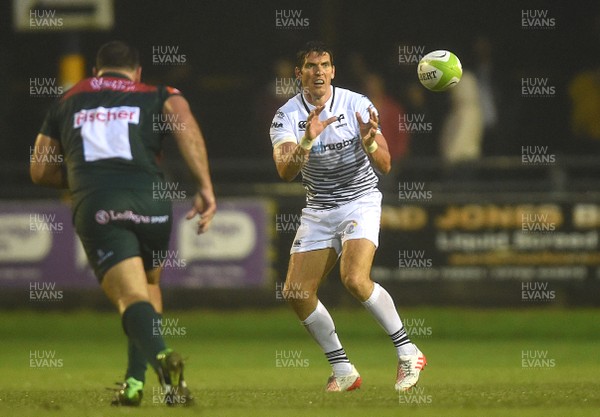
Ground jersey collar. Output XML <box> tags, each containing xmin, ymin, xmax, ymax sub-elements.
<box><xmin>300</xmin><ymin>85</ymin><xmax>336</xmax><ymax>114</ymax></box>
<box><xmin>96</xmin><ymin>71</ymin><xmax>133</xmax><ymax>80</ymax></box>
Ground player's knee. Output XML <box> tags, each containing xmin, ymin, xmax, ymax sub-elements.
<box><xmin>340</xmin><ymin>272</ymin><xmax>368</xmax><ymax>296</ymax></box>
<box><xmin>146</xmin><ymin>268</ymin><xmax>161</xmax><ymax>285</ymax></box>
<box><xmin>118</xmin><ymin>293</ymin><xmax>151</xmax><ymax>313</ymax></box>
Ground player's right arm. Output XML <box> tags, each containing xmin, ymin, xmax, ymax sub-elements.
<box><xmin>163</xmin><ymin>95</ymin><xmax>216</xmax><ymax>234</ymax></box>
<box><xmin>272</xmin><ymin>105</ymin><xmax>336</xmax><ymax>182</ymax></box>
<box><xmin>273</xmin><ymin>142</ymin><xmax>309</xmax><ymax>182</ymax></box>
<box><xmin>30</xmin><ymin>134</ymin><xmax>68</xmax><ymax>188</ymax></box>
<box><xmin>31</xmin><ymin>103</ymin><xmax>68</xmax><ymax>189</ymax></box>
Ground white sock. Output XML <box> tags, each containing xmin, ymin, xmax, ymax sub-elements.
<box><xmin>302</xmin><ymin>301</ymin><xmax>353</xmax><ymax>376</ymax></box>
<box><xmin>362</xmin><ymin>283</ymin><xmax>417</xmax><ymax>357</ymax></box>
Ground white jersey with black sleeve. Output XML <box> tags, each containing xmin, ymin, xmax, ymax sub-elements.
<box><xmin>270</xmin><ymin>85</ymin><xmax>380</xmax><ymax>210</ymax></box>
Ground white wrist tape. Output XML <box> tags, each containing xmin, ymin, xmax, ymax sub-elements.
<box><xmin>366</xmin><ymin>140</ymin><xmax>378</xmax><ymax>154</ymax></box>
<box><xmin>299</xmin><ymin>136</ymin><xmax>314</xmax><ymax>150</ymax></box>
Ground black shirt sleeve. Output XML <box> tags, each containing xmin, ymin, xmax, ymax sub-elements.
<box><xmin>39</xmin><ymin>102</ymin><xmax>61</xmax><ymax>141</ymax></box>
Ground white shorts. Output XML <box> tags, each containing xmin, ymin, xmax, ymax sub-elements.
<box><xmin>290</xmin><ymin>191</ymin><xmax>382</xmax><ymax>255</ymax></box>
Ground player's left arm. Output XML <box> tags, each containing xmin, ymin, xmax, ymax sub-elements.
<box><xmin>355</xmin><ymin>107</ymin><xmax>391</xmax><ymax>175</ymax></box>
<box><xmin>30</xmin><ymin>134</ymin><xmax>68</xmax><ymax>188</ymax></box>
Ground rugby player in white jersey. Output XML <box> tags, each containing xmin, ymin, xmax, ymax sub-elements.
<box><xmin>269</xmin><ymin>41</ymin><xmax>426</xmax><ymax>392</ymax></box>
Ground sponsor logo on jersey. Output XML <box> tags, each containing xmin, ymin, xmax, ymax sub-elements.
<box><xmin>297</xmin><ymin>120</ymin><xmax>307</xmax><ymax>131</ymax></box>
<box><xmin>344</xmin><ymin>220</ymin><xmax>358</xmax><ymax>235</ymax></box>
<box><xmin>94</xmin><ymin>209</ymin><xmax>169</xmax><ymax>225</ymax></box>
<box><xmin>90</xmin><ymin>77</ymin><xmax>137</xmax><ymax>91</ymax></box>
<box><xmin>271</xmin><ymin>122</ymin><xmax>283</xmax><ymax>129</ymax></box>
<box><xmin>312</xmin><ymin>137</ymin><xmax>357</xmax><ymax>153</ymax></box>
<box><xmin>96</xmin><ymin>249</ymin><xmax>115</xmax><ymax>265</ymax></box>
<box><xmin>335</xmin><ymin>113</ymin><xmax>347</xmax><ymax>128</ymax></box>
<box><xmin>74</xmin><ymin>106</ymin><xmax>140</xmax><ymax>128</ymax></box>
<box><xmin>95</xmin><ymin>210</ymin><xmax>110</xmax><ymax>225</ymax></box>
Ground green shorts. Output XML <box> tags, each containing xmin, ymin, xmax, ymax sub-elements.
<box><xmin>73</xmin><ymin>189</ymin><xmax>173</xmax><ymax>281</ymax></box>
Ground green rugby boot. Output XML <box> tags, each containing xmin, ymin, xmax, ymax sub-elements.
<box><xmin>111</xmin><ymin>376</ymin><xmax>144</xmax><ymax>406</ymax></box>
<box><xmin>156</xmin><ymin>349</ymin><xmax>194</xmax><ymax>406</ymax></box>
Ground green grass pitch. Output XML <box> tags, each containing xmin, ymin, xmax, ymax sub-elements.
<box><xmin>1</xmin><ymin>307</ymin><xmax>599</xmax><ymax>417</ymax></box>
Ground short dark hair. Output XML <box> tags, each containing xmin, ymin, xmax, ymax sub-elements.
<box><xmin>95</xmin><ymin>41</ymin><xmax>140</xmax><ymax>71</ymax></box>
<box><xmin>295</xmin><ymin>41</ymin><xmax>334</xmax><ymax>69</ymax></box>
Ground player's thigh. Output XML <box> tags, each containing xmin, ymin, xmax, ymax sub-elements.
<box><xmin>130</xmin><ymin>194</ymin><xmax>173</xmax><ymax>278</ymax></box>
<box><xmin>74</xmin><ymin>191</ymin><xmax>143</xmax><ymax>281</ymax></box>
<box><xmin>285</xmin><ymin>247</ymin><xmax>338</xmax><ymax>293</ymax></box>
<box><xmin>101</xmin><ymin>256</ymin><xmax>150</xmax><ymax>313</ymax></box>
<box><xmin>338</xmin><ymin>191</ymin><xmax>381</xmax><ymax>284</ymax></box>
<box><xmin>339</xmin><ymin>238</ymin><xmax>376</xmax><ymax>284</ymax></box>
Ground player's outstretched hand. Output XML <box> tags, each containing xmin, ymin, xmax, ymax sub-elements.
<box><xmin>355</xmin><ymin>108</ymin><xmax>378</xmax><ymax>148</ymax></box>
<box><xmin>305</xmin><ymin>105</ymin><xmax>337</xmax><ymax>141</ymax></box>
<box><xmin>186</xmin><ymin>189</ymin><xmax>217</xmax><ymax>234</ymax></box>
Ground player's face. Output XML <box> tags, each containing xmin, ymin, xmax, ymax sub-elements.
<box><xmin>296</xmin><ymin>52</ymin><xmax>335</xmax><ymax>101</ymax></box>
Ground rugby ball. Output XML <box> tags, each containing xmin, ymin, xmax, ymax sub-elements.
<box><xmin>417</xmin><ymin>50</ymin><xmax>462</xmax><ymax>92</ymax></box>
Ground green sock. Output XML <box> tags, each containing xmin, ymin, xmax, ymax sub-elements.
<box><xmin>122</xmin><ymin>302</ymin><xmax>166</xmax><ymax>372</ymax></box>
<box><xmin>126</xmin><ymin>338</ymin><xmax>148</xmax><ymax>383</ymax></box>
<box><xmin>125</xmin><ymin>313</ymin><xmax>162</xmax><ymax>383</ymax></box>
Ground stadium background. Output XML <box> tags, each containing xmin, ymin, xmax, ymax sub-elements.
<box><xmin>2</xmin><ymin>0</ymin><xmax>599</xmax><ymax>308</ymax></box>
<box><xmin>1</xmin><ymin>1</ymin><xmax>600</xmax><ymax>416</ymax></box>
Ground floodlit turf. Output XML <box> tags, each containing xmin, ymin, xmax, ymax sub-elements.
<box><xmin>1</xmin><ymin>307</ymin><xmax>599</xmax><ymax>416</ymax></box>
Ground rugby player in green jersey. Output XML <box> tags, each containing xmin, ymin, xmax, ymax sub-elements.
<box><xmin>31</xmin><ymin>41</ymin><xmax>216</xmax><ymax>406</ymax></box>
